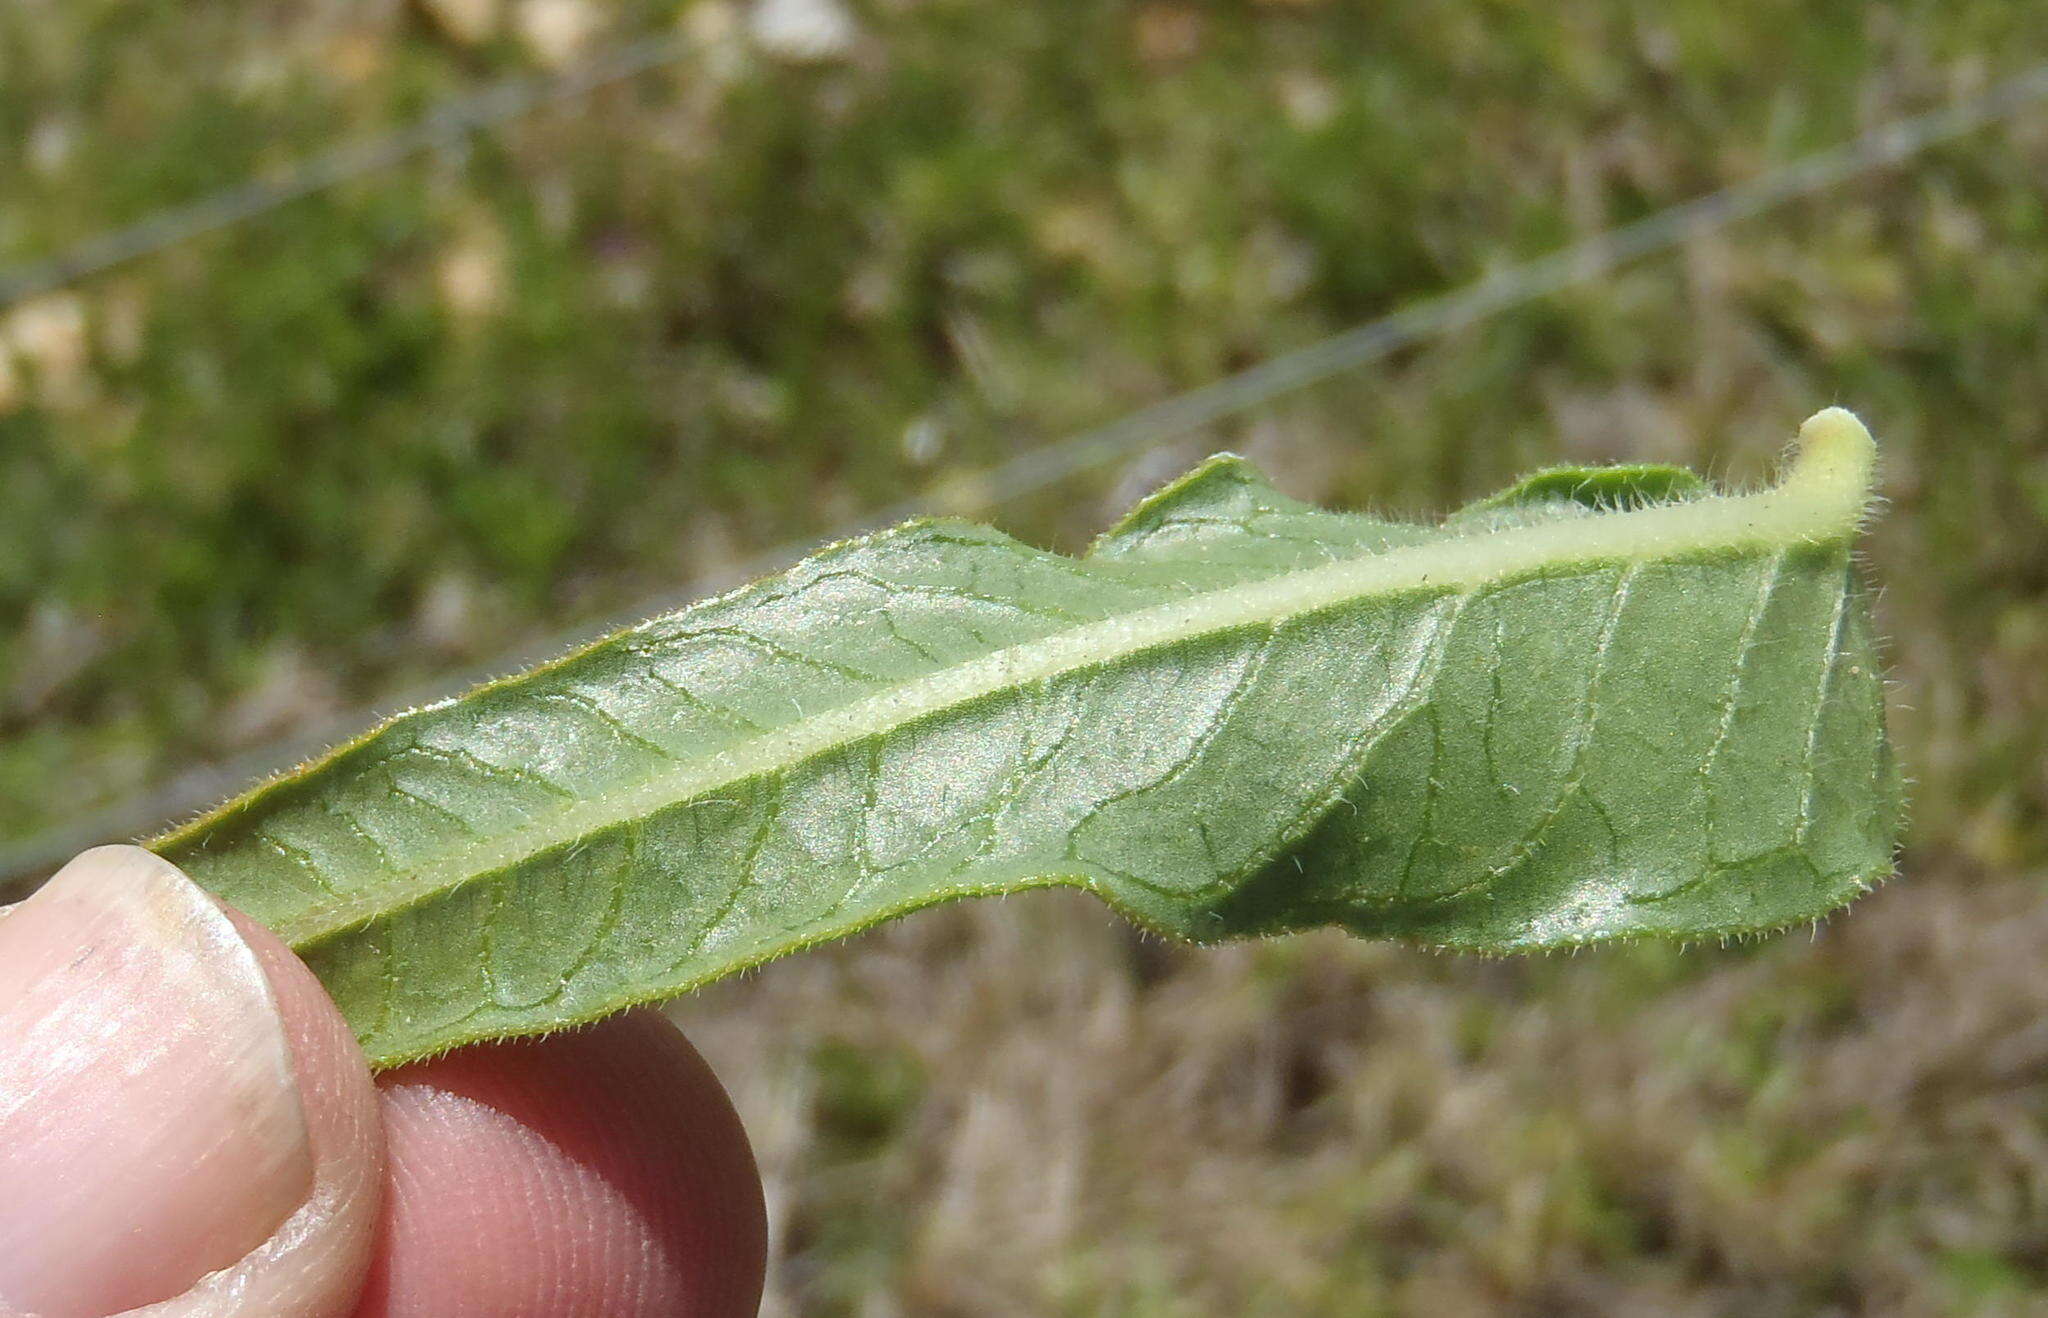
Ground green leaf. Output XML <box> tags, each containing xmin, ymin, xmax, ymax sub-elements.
<box><xmin>154</xmin><ymin>408</ymin><xmax>1901</xmax><ymax>1067</ymax></box>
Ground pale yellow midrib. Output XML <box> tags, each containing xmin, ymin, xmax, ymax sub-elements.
<box><xmin>286</xmin><ymin>410</ymin><xmax>1875</xmax><ymax>945</ymax></box>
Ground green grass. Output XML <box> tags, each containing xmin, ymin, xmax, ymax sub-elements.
<box><xmin>6</xmin><ymin>1</ymin><xmax>2048</xmax><ymax>1312</ymax></box>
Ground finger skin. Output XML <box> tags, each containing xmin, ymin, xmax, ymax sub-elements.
<box><xmin>116</xmin><ymin>905</ymin><xmax>387</xmax><ymax>1318</ymax></box>
<box><xmin>352</xmin><ymin>1010</ymin><xmax>767</xmax><ymax>1318</ymax></box>
<box><xmin>0</xmin><ymin>852</ymin><xmax>382</xmax><ymax>1318</ymax></box>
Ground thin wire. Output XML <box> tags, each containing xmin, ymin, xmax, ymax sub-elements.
<box><xmin>0</xmin><ymin>32</ymin><xmax>690</xmax><ymax>310</ymax></box>
<box><xmin>4</xmin><ymin>62</ymin><xmax>2046</xmax><ymax>891</ymax></box>
<box><xmin>933</xmin><ymin>62</ymin><xmax>2048</xmax><ymax>512</ymax></box>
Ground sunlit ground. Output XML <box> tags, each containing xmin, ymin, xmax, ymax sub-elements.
<box><xmin>4</xmin><ymin>3</ymin><xmax>2047</xmax><ymax>1312</ymax></box>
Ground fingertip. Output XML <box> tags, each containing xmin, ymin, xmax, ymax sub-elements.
<box><xmin>358</xmin><ymin>1010</ymin><xmax>766</xmax><ymax>1318</ymax></box>
<box><xmin>0</xmin><ymin>847</ymin><xmax>383</xmax><ymax>1318</ymax></box>
<box><xmin>214</xmin><ymin>903</ymin><xmax>389</xmax><ymax>1310</ymax></box>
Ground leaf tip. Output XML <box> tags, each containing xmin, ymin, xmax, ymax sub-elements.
<box><xmin>1782</xmin><ymin>407</ymin><xmax>1877</xmax><ymax>518</ymax></box>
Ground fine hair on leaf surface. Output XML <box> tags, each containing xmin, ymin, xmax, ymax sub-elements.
<box><xmin>152</xmin><ymin>408</ymin><xmax>1901</xmax><ymax>1068</ymax></box>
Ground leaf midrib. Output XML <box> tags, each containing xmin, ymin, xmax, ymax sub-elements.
<box><xmin>282</xmin><ymin>412</ymin><xmax>1875</xmax><ymax>947</ymax></box>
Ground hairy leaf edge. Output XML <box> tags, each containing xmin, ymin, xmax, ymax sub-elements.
<box><xmin>153</xmin><ymin>408</ymin><xmax>1888</xmax><ymax>1062</ymax></box>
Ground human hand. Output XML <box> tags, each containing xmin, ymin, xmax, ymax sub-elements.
<box><xmin>0</xmin><ymin>846</ymin><xmax>766</xmax><ymax>1318</ymax></box>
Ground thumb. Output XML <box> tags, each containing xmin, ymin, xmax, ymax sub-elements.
<box><xmin>0</xmin><ymin>846</ymin><xmax>383</xmax><ymax>1318</ymax></box>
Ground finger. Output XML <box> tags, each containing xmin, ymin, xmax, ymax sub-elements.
<box><xmin>0</xmin><ymin>846</ymin><xmax>383</xmax><ymax>1318</ymax></box>
<box><xmin>353</xmin><ymin>1010</ymin><xmax>766</xmax><ymax>1318</ymax></box>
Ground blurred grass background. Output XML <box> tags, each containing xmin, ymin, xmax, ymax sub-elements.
<box><xmin>5</xmin><ymin>1</ymin><xmax>2048</xmax><ymax>1313</ymax></box>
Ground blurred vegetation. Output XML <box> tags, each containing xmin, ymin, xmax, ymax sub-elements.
<box><xmin>5</xmin><ymin>1</ymin><xmax>2048</xmax><ymax>1313</ymax></box>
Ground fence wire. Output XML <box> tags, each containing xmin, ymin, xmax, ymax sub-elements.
<box><xmin>4</xmin><ymin>61</ymin><xmax>2047</xmax><ymax>890</ymax></box>
<box><xmin>0</xmin><ymin>32</ymin><xmax>691</xmax><ymax>310</ymax></box>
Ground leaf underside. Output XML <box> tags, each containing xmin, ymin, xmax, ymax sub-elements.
<box><xmin>155</xmin><ymin>410</ymin><xmax>1901</xmax><ymax>1067</ymax></box>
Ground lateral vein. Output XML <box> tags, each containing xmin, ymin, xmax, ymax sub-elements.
<box><xmin>282</xmin><ymin>412</ymin><xmax>1874</xmax><ymax>945</ymax></box>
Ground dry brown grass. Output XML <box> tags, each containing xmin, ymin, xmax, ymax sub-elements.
<box><xmin>676</xmin><ymin>861</ymin><xmax>2048</xmax><ymax>1316</ymax></box>
<box><xmin>10</xmin><ymin>4</ymin><xmax>2048</xmax><ymax>1311</ymax></box>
